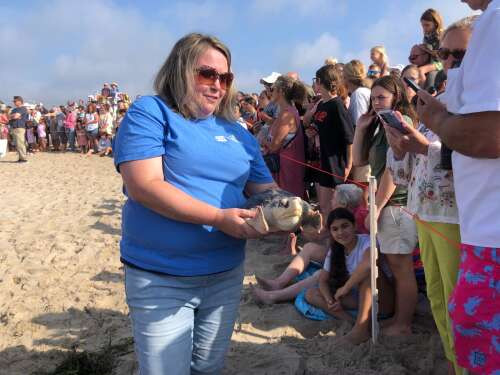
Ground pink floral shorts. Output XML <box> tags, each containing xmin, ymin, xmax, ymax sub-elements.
<box><xmin>448</xmin><ymin>244</ymin><xmax>500</xmax><ymax>374</ymax></box>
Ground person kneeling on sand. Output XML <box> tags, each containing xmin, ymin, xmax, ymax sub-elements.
<box><xmin>304</xmin><ymin>208</ymin><xmax>394</xmax><ymax>344</ymax></box>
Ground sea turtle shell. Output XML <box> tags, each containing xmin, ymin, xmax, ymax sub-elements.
<box><xmin>243</xmin><ymin>189</ymin><xmax>322</xmax><ymax>234</ymax></box>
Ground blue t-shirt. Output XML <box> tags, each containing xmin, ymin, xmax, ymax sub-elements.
<box><xmin>114</xmin><ymin>96</ymin><xmax>273</xmax><ymax>276</ymax></box>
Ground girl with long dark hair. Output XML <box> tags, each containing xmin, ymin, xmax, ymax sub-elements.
<box><xmin>352</xmin><ymin>75</ymin><xmax>419</xmax><ymax>338</ymax></box>
<box><xmin>305</xmin><ymin>208</ymin><xmax>394</xmax><ymax>344</ymax></box>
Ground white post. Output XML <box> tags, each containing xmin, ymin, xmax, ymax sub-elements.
<box><xmin>369</xmin><ymin>176</ymin><xmax>379</xmax><ymax>344</ymax></box>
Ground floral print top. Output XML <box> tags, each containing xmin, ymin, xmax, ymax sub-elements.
<box><xmin>386</xmin><ymin>124</ymin><xmax>459</xmax><ymax>224</ymax></box>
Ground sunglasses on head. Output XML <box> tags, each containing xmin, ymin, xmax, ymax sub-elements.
<box><xmin>195</xmin><ymin>65</ymin><xmax>234</xmax><ymax>90</ymax></box>
<box><xmin>437</xmin><ymin>48</ymin><xmax>466</xmax><ymax>61</ymax></box>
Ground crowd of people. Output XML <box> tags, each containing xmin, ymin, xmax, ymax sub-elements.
<box><xmin>0</xmin><ymin>83</ymin><xmax>132</xmax><ymax>160</ymax></box>
<box><xmin>244</xmin><ymin>5</ymin><xmax>498</xmax><ymax>375</ymax></box>
<box><xmin>2</xmin><ymin>3</ymin><xmax>499</xmax><ymax>375</ymax></box>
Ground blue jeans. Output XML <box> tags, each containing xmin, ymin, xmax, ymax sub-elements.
<box><xmin>65</xmin><ymin>128</ymin><xmax>75</xmax><ymax>150</ymax></box>
<box><xmin>125</xmin><ymin>263</ymin><xmax>244</xmax><ymax>375</ymax></box>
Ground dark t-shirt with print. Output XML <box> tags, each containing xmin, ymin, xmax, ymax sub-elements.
<box><xmin>312</xmin><ymin>97</ymin><xmax>354</xmax><ymax>187</ymax></box>
<box><xmin>9</xmin><ymin>106</ymin><xmax>28</xmax><ymax>129</ymax></box>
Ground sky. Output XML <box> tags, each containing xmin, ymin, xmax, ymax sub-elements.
<box><xmin>0</xmin><ymin>0</ymin><xmax>475</xmax><ymax>107</ymax></box>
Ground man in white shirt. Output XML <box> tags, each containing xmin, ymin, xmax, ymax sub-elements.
<box><xmin>416</xmin><ymin>1</ymin><xmax>500</xmax><ymax>373</ymax></box>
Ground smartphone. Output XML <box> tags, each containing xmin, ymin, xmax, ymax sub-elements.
<box><xmin>377</xmin><ymin>109</ymin><xmax>409</xmax><ymax>134</ymax></box>
<box><xmin>403</xmin><ymin>77</ymin><xmax>420</xmax><ymax>94</ymax></box>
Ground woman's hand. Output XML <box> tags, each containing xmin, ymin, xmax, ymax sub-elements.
<box><xmin>356</xmin><ymin>109</ymin><xmax>376</xmax><ymax>131</ymax></box>
<box><xmin>384</xmin><ymin>111</ymin><xmax>429</xmax><ymax>157</ymax></box>
<box><xmin>364</xmin><ymin>208</ymin><xmax>381</xmax><ymax>231</ymax></box>
<box><xmin>334</xmin><ymin>285</ymin><xmax>350</xmax><ymax>301</ymax></box>
<box><xmin>213</xmin><ymin>208</ymin><xmax>262</xmax><ymax>239</ymax></box>
<box><xmin>416</xmin><ymin>90</ymin><xmax>448</xmax><ymax>134</ymax></box>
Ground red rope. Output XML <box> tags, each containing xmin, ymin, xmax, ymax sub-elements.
<box><xmin>279</xmin><ymin>154</ymin><xmax>368</xmax><ymax>189</ymax></box>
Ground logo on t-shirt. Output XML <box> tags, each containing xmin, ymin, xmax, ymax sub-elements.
<box><xmin>215</xmin><ymin>136</ymin><xmax>228</xmax><ymax>142</ymax></box>
<box><xmin>314</xmin><ymin>111</ymin><xmax>327</xmax><ymax>123</ymax></box>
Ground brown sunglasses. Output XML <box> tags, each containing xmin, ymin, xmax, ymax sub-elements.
<box><xmin>195</xmin><ymin>66</ymin><xmax>234</xmax><ymax>90</ymax></box>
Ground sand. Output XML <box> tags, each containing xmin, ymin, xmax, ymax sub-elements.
<box><xmin>0</xmin><ymin>151</ymin><xmax>447</xmax><ymax>375</ymax></box>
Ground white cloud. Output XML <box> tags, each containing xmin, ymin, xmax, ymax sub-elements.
<box><xmin>290</xmin><ymin>33</ymin><xmax>341</xmax><ymax>69</ymax></box>
<box><xmin>251</xmin><ymin>0</ymin><xmax>347</xmax><ymax>17</ymax></box>
<box><xmin>0</xmin><ymin>0</ymin><xmax>174</xmax><ymax>106</ymax></box>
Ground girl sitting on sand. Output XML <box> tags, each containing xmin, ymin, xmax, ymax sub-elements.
<box><xmin>304</xmin><ymin>208</ymin><xmax>394</xmax><ymax>344</ymax></box>
<box><xmin>252</xmin><ymin>185</ymin><xmax>369</xmax><ymax>304</ymax></box>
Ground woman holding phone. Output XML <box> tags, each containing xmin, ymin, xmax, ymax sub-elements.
<box><xmin>383</xmin><ymin>17</ymin><xmax>476</xmax><ymax>374</ymax></box>
<box><xmin>352</xmin><ymin>75</ymin><xmax>419</xmax><ymax>338</ymax></box>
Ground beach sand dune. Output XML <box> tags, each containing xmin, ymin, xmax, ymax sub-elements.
<box><xmin>0</xmin><ymin>152</ymin><xmax>447</xmax><ymax>374</ymax></box>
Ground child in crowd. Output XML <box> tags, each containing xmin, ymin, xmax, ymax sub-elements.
<box><xmin>233</xmin><ymin>103</ymin><xmax>248</xmax><ymax>130</ymax></box>
<box><xmin>252</xmin><ymin>184</ymin><xmax>370</xmax><ymax>304</ymax></box>
<box><xmin>37</xmin><ymin>117</ymin><xmax>47</xmax><ymax>152</ymax></box>
<box><xmin>304</xmin><ymin>208</ymin><xmax>394</xmax><ymax>344</ymax></box>
<box><xmin>97</xmin><ymin>133</ymin><xmax>112</xmax><ymax>157</ymax></box>
<box><xmin>417</xmin><ymin>9</ymin><xmax>445</xmax><ymax>84</ymax></box>
<box><xmin>367</xmin><ymin>64</ymin><xmax>382</xmax><ymax>80</ymax></box>
<box><xmin>76</xmin><ymin>112</ymin><xmax>88</xmax><ymax>154</ymax></box>
<box><xmin>26</xmin><ymin>118</ymin><xmax>38</xmax><ymax>152</ymax></box>
<box><xmin>370</xmin><ymin>46</ymin><xmax>390</xmax><ymax>76</ymax></box>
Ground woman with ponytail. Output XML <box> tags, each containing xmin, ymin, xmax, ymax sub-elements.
<box><xmin>263</xmin><ymin>75</ymin><xmax>307</xmax><ymax>197</ymax></box>
<box><xmin>305</xmin><ymin>208</ymin><xmax>394</xmax><ymax>344</ymax></box>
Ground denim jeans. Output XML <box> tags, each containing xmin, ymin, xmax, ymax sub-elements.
<box><xmin>125</xmin><ymin>263</ymin><xmax>244</xmax><ymax>375</ymax></box>
<box><xmin>65</xmin><ymin>128</ymin><xmax>76</xmax><ymax>150</ymax></box>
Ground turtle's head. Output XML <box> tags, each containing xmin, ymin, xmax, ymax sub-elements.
<box><xmin>271</xmin><ymin>197</ymin><xmax>303</xmax><ymax>231</ymax></box>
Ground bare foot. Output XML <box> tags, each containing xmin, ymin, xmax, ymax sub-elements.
<box><xmin>339</xmin><ymin>327</ymin><xmax>370</xmax><ymax>345</ymax></box>
<box><xmin>381</xmin><ymin>323</ymin><xmax>412</xmax><ymax>337</ymax></box>
<box><xmin>279</xmin><ymin>233</ymin><xmax>298</xmax><ymax>256</ymax></box>
<box><xmin>250</xmin><ymin>284</ymin><xmax>275</xmax><ymax>305</ymax></box>
<box><xmin>255</xmin><ymin>275</ymin><xmax>280</xmax><ymax>291</ymax></box>
<box><xmin>379</xmin><ymin>317</ymin><xmax>395</xmax><ymax>328</ymax></box>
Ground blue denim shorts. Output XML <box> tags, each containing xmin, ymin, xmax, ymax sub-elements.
<box><xmin>125</xmin><ymin>263</ymin><xmax>244</xmax><ymax>375</ymax></box>
<box><xmin>86</xmin><ymin>128</ymin><xmax>98</xmax><ymax>138</ymax></box>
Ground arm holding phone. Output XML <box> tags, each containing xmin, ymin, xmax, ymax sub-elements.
<box><xmin>416</xmin><ymin>90</ymin><xmax>500</xmax><ymax>158</ymax></box>
<box><xmin>352</xmin><ymin>110</ymin><xmax>376</xmax><ymax>167</ymax></box>
<box><xmin>382</xmin><ymin>111</ymin><xmax>430</xmax><ymax>159</ymax></box>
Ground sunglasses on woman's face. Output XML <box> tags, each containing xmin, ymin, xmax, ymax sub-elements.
<box><xmin>195</xmin><ymin>65</ymin><xmax>234</xmax><ymax>90</ymax></box>
<box><xmin>437</xmin><ymin>48</ymin><xmax>466</xmax><ymax>61</ymax></box>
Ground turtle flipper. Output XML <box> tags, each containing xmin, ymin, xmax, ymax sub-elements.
<box><xmin>246</xmin><ymin>206</ymin><xmax>269</xmax><ymax>234</ymax></box>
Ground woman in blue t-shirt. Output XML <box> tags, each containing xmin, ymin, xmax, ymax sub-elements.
<box><xmin>113</xmin><ymin>33</ymin><xmax>276</xmax><ymax>374</ymax></box>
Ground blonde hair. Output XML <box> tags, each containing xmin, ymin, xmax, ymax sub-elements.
<box><xmin>274</xmin><ymin>76</ymin><xmax>307</xmax><ymax>105</ymax></box>
<box><xmin>442</xmin><ymin>15</ymin><xmax>478</xmax><ymax>41</ymax></box>
<box><xmin>154</xmin><ymin>33</ymin><xmax>237</xmax><ymax>122</ymax></box>
<box><xmin>324</xmin><ymin>57</ymin><xmax>338</xmax><ymax>65</ymax></box>
<box><xmin>370</xmin><ymin>45</ymin><xmax>389</xmax><ymax>67</ymax></box>
<box><xmin>343</xmin><ymin>60</ymin><xmax>371</xmax><ymax>88</ymax></box>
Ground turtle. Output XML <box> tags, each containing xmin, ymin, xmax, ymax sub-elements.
<box><xmin>243</xmin><ymin>189</ymin><xmax>322</xmax><ymax>234</ymax></box>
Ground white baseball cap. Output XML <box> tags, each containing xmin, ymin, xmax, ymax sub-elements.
<box><xmin>260</xmin><ymin>72</ymin><xmax>281</xmax><ymax>85</ymax></box>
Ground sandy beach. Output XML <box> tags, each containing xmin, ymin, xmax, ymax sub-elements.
<box><xmin>0</xmin><ymin>151</ymin><xmax>447</xmax><ymax>374</ymax></box>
